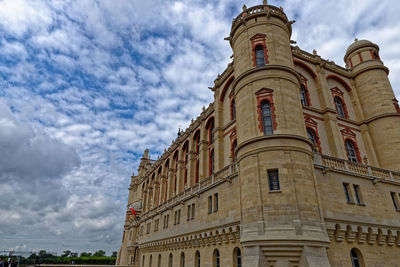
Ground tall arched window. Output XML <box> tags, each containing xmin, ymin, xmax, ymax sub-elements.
<box><xmin>195</xmin><ymin>251</ymin><xmax>200</xmax><ymax>267</ymax></box>
<box><xmin>345</xmin><ymin>139</ymin><xmax>358</xmax><ymax>163</ymax></box>
<box><xmin>255</xmin><ymin>45</ymin><xmax>265</xmax><ymax>67</ymax></box>
<box><xmin>261</xmin><ymin>101</ymin><xmax>273</xmax><ymax>135</ymax></box>
<box><xmin>157</xmin><ymin>254</ymin><xmax>161</xmax><ymax>267</ymax></box>
<box><xmin>300</xmin><ymin>84</ymin><xmax>308</xmax><ymax>106</ymax></box>
<box><xmin>168</xmin><ymin>253</ymin><xmax>173</xmax><ymax>267</ymax></box>
<box><xmin>350</xmin><ymin>248</ymin><xmax>363</xmax><ymax>267</ymax></box>
<box><xmin>334</xmin><ymin>96</ymin><xmax>346</xmax><ymax>118</ymax></box>
<box><xmin>180</xmin><ymin>252</ymin><xmax>185</xmax><ymax>267</ymax></box>
<box><xmin>209</xmin><ymin>148</ymin><xmax>214</xmax><ymax>175</ymax></box>
<box><xmin>149</xmin><ymin>255</ymin><xmax>152</xmax><ymax>267</ymax></box>
<box><xmin>231</xmin><ymin>99</ymin><xmax>236</xmax><ymax>120</ymax></box>
<box><xmin>142</xmin><ymin>255</ymin><xmax>145</xmax><ymax>267</ymax></box>
<box><xmin>307</xmin><ymin>128</ymin><xmax>317</xmax><ymax>152</ymax></box>
<box><xmin>213</xmin><ymin>249</ymin><xmax>220</xmax><ymax>267</ymax></box>
<box><xmin>194</xmin><ymin>130</ymin><xmax>200</xmax><ymax>155</ymax></box>
<box><xmin>232</xmin><ymin>139</ymin><xmax>237</xmax><ymax>161</ymax></box>
<box><xmin>195</xmin><ymin>159</ymin><xmax>199</xmax><ymax>183</ymax></box>
<box><xmin>233</xmin><ymin>248</ymin><xmax>241</xmax><ymax>267</ymax></box>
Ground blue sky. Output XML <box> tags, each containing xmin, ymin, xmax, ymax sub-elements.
<box><xmin>0</xmin><ymin>0</ymin><xmax>399</xmax><ymax>255</ymax></box>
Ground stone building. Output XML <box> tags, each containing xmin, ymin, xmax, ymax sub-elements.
<box><xmin>117</xmin><ymin>1</ymin><xmax>400</xmax><ymax>266</ymax></box>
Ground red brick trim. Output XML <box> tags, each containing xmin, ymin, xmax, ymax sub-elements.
<box><xmin>340</xmin><ymin>128</ymin><xmax>362</xmax><ymax>163</ymax></box>
<box><xmin>255</xmin><ymin>88</ymin><xmax>277</xmax><ymax>133</ymax></box>
<box><xmin>337</xmin><ymin>123</ymin><xmax>361</xmax><ymax>132</ymax></box>
<box><xmin>231</xmin><ymin>138</ymin><xmax>237</xmax><ymax>161</ymax></box>
<box><xmin>370</xmin><ymin>50</ymin><xmax>380</xmax><ymax>60</ymax></box>
<box><xmin>306</xmin><ymin>126</ymin><xmax>322</xmax><ymax>153</ymax></box>
<box><xmin>294</xmin><ymin>59</ymin><xmax>317</xmax><ymax>78</ymax></box>
<box><xmin>250</xmin><ymin>34</ymin><xmax>269</xmax><ymax>66</ymax></box>
<box><xmin>230</xmin><ymin>98</ymin><xmax>236</xmax><ymax>120</ymax></box>
<box><xmin>303</xmin><ymin>112</ymin><xmax>324</xmax><ymax>121</ymax></box>
<box><xmin>358</xmin><ymin>52</ymin><xmax>363</xmax><ymax>62</ymax></box>
<box><xmin>331</xmin><ymin>87</ymin><xmax>349</xmax><ymax>118</ymax></box>
<box><xmin>326</xmin><ymin>75</ymin><xmax>352</xmax><ymax>92</ymax></box>
<box><xmin>349</xmin><ymin>58</ymin><xmax>353</xmax><ymax>68</ymax></box>
<box><xmin>300</xmin><ymin>74</ymin><xmax>312</xmax><ymax>106</ymax></box>
<box><xmin>393</xmin><ymin>98</ymin><xmax>400</xmax><ymax>113</ymax></box>
<box><xmin>223</xmin><ymin>126</ymin><xmax>236</xmax><ymax>137</ymax></box>
<box><xmin>219</xmin><ymin>75</ymin><xmax>234</xmax><ymax>102</ymax></box>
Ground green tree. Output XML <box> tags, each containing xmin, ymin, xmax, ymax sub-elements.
<box><xmin>93</xmin><ymin>250</ymin><xmax>106</xmax><ymax>257</ymax></box>
<box><xmin>80</xmin><ymin>252</ymin><xmax>92</xmax><ymax>257</ymax></box>
<box><xmin>111</xmin><ymin>251</ymin><xmax>118</xmax><ymax>257</ymax></box>
<box><xmin>70</xmin><ymin>252</ymin><xmax>78</xmax><ymax>257</ymax></box>
<box><xmin>39</xmin><ymin>250</ymin><xmax>47</xmax><ymax>257</ymax></box>
<box><xmin>62</xmin><ymin>250</ymin><xmax>71</xmax><ymax>257</ymax></box>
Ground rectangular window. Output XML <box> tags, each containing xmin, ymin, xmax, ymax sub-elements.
<box><xmin>391</xmin><ymin>192</ymin><xmax>399</xmax><ymax>210</ymax></box>
<box><xmin>214</xmin><ymin>193</ymin><xmax>219</xmax><ymax>212</ymax></box>
<box><xmin>140</xmin><ymin>225</ymin><xmax>144</xmax><ymax>236</ymax></box>
<box><xmin>208</xmin><ymin>196</ymin><xmax>213</xmax><ymax>214</ymax></box>
<box><xmin>154</xmin><ymin>219</ymin><xmax>159</xmax><ymax>232</ymax></box>
<box><xmin>187</xmin><ymin>205</ymin><xmax>191</xmax><ymax>221</ymax></box>
<box><xmin>146</xmin><ymin>222</ymin><xmax>151</xmax><ymax>234</ymax></box>
<box><xmin>268</xmin><ymin>169</ymin><xmax>280</xmax><ymax>191</ymax></box>
<box><xmin>353</xmin><ymin>185</ymin><xmax>362</xmax><ymax>204</ymax></box>
<box><xmin>178</xmin><ymin>209</ymin><xmax>181</xmax><ymax>224</ymax></box>
<box><xmin>191</xmin><ymin>203</ymin><xmax>195</xmax><ymax>219</ymax></box>
<box><xmin>174</xmin><ymin>210</ymin><xmax>177</xmax><ymax>225</ymax></box>
<box><xmin>343</xmin><ymin>183</ymin><xmax>352</xmax><ymax>203</ymax></box>
<box><xmin>166</xmin><ymin>214</ymin><xmax>169</xmax><ymax>228</ymax></box>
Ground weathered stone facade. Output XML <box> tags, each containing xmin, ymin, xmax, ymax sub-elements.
<box><xmin>117</xmin><ymin>2</ymin><xmax>400</xmax><ymax>266</ymax></box>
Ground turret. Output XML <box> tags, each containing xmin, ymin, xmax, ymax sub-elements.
<box><xmin>345</xmin><ymin>39</ymin><xmax>400</xmax><ymax>171</ymax></box>
<box><xmin>230</xmin><ymin>1</ymin><xmax>330</xmax><ymax>266</ymax></box>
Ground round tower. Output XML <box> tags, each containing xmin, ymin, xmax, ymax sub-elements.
<box><xmin>230</xmin><ymin>2</ymin><xmax>330</xmax><ymax>266</ymax></box>
<box><xmin>344</xmin><ymin>39</ymin><xmax>400</xmax><ymax>171</ymax></box>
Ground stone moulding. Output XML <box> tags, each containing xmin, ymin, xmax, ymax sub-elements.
<box><xmin>139</xmin><ymin>222</ymin><xmax>241</xmax><ymax>253</ymax></box>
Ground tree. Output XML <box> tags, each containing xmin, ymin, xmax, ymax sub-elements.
<box><xmin>70</xmin><ymin>253</ymin><xmax>78</xmax><ymax>257</ymax></box>
<box><xmin>80</xmin><ymin>252</ymin><xmax>92</xmax><ymax>257</ymax></box>
<box><xmin>93</xmin><ymin>250</ymin><xmax>106</xmax><ymax>257</ymax></box>
<box><xmin>111</xmin><ymin>252</ymin><xmax>118</xmax><ymax>257</ymax></box>
<box><xmin>39</xmin><ymin>250</ymin><xmax>47</xmax><ymax>257</ymax></box>
<box><xmin>62</xmin><ymin>250</ymin><xmax>71</xmax><ymax>257</ymax></box>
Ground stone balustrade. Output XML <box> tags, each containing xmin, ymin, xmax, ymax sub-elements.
<box><xmin>315</xmin><ymin>154</ymin><xmax>400</xmax><ymax>183</ymax></box>
<box><xmin>136</xmin><ymin>163</ymin><xmax>238</xmax><ymax>221</ymax></box>
<box><xmin>232</xmin><ymin>5</ymin><xmax>288</xmax><ymax>30</ymax></box>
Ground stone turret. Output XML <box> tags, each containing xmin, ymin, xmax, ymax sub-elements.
<box><xmin>345</xmin><ymin>39</ymin><xmax>400</xmax><ymax>171</ymax></box>
<box><xmin>230</xmin><ymin>2</ymin><xmax>330</xmax><ymax>266</ymax></box>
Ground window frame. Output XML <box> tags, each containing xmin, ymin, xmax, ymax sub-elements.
<box><xmin>268</xmin><ymin>169</ymin><xmax>280</xmax><ymax>192</ymax></box>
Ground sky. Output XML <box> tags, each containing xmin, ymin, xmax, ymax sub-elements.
<box><xmin>0</xmin><ymin>0</ymin><xmax>399</xmax><ymax>256</ymax></box>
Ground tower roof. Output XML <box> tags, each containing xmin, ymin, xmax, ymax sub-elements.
<box><xmin>344</xmin><ymin>39</ymin><xmax>379</xmax><ymax>61</ymax></box>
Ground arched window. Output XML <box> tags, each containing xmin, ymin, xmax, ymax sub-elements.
<box><xmin>350</xmin><ymin>248</ymin><xmax>363</xmax><ymax>267</ymax></box>
<box><xmin>195</xmin><ymin>159</ymin><xmax>199</xmax><ymax>183</ymax></box>
<box><xmin>334</xmin><ymin>97</ymin><xmax>346</xmax><ymax>118</ymax></box>
<box><xmin>180</xmin><ymin>252</ymin><xmax>185</xmax><ymax>267</ymax></box>
<box><xmin>149</xmin><ymin>255</ymin><xmax>152</xmax><ymax>267</ymax></box>
<box><xmin>345</xmin><ymin>139</ymin><xmax>358</xmax><ymax>163</ymax></box>
<box><xmin>209</xmin><ymin>148</ymin><xmax>214</xmax><ymax>175</ymax></box>
<box><xmin>232</xmin><ymin>139</ymin><xmax>237</xmax><ymax>161</ymax></box>
<box><xmin>142</xmin><ymin>255</ymin><xmax>145</xmax><ymax>266</ymax></box>
<box><xmin>168</xmin><ymin>253</ymin><xmax>173</xmax><ymax>267</ymax></box>
<box><xmin>231</xmin><ymin>99</ymin><xmax>236</xmax><ymax>120</ymax></box>
<box><xmin>213</xmin><ymin>249</ymin><xmax>220</xmax><ymax>267</ymax></box>
<box><xmin>255</xmin><ymin>45</ymin><xmax>265</xmax><ymax>67</ymax></box>
<box><xmin>307</xmin><ymin>128</ymin><xmax>317</xmax><ymax>152</ymax></box>
<box><xmin>157</xmin><ymin>254</ymin><xmax>161</xmax><ymax>267</ymax></box>
<box><xmin>194</xmin><ymin>130</ymin><xmax>200</xmax><ymax>155</ymax></box>
<box><xmin>261</xmin><ymin>101</ymin><xmax>273</xmax><ymax>135</ymax></box>
<box><xmin>209</xmin><ymin>120</ymin><xmax>214</xmax><ymax>144</ymax></box>
<box><xmin>195</xmin><ymin>251</ymin><xmax>200</xmax><ymax>267</ymax></box>
<box><xmin>300</xmin><ymin>84</ymin><xmax>308</xmax><ymax>106</ymax></box>
<box><xmin>233</xmin><ymin>248</ymin><xmax>241</xmax><ymax>267</ymax></box>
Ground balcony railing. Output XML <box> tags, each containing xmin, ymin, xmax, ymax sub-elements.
<box><xmin>315</xmin><ymin>154</ymin><xmax>400</xmax><ymax>183</ymax></box>
<box><xmin>139</xmin><ymin>163</ymin><xmax>238</xmax><ymax>220</ymax></box>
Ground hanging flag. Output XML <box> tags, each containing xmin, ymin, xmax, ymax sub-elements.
<box><xmin>130</xmin><ymin>208</ymin><xmax>136</xmax><ymax>219</ymax></box>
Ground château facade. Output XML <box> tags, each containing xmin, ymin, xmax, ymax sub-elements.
<box><xmin>117</xmin><ymin>2</ymin><xmax>400</xmax><ymax>266</ymax></box>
